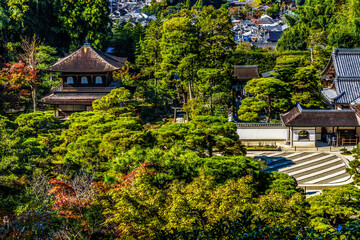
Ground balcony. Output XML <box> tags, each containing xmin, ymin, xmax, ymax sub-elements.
<box><xmin>52</xmin><ymin>85</ymin><xmax>117</xmax><ymax>93</ymax></box>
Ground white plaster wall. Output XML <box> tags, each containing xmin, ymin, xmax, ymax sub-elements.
<box><xmin>292</xmin><ymin>128</ymin><xmax>316</xmax><ymax>141</ymax></box>
<box><xmin>292</xmin><ymin>128</ymin><xmax>316</xmax><ymax>147</ymax></box>
<box><xmin>237</xmin><ymin>128</ymin><xmax>288</xmax><ymax>140</ymax></box>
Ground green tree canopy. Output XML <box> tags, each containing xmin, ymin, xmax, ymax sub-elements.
<box><xmin>57</xmin><ymin>0</ymin><xmax>111</xmax><ymax>50</ymax></box>
<box><xmin>238</xmin><ymin>77</ymin><xmax>290</xmax><ymax>122</ymax></box>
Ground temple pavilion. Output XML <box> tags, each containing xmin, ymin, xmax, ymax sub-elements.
<box><xmin>40</xmin><ymin>43</ymin><xmax>127</xmax><ymax>117</ymax></box>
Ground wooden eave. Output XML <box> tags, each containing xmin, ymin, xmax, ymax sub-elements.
<box><xmin>321</xmin><ymin>56</ymin><xmax>336</xmax><ymax>78</ymax></box>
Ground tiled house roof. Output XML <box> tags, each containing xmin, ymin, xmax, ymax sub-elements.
<box><xmin>321</xmin><ymin>49</ymin><xmax>360</xmax><ymax>104</ymax></box>
<box><xmin>281</xmin><ymin>104</ymin><xmax>360</xmax><ymax>127</ymax></box>
<box><xmin>267</xmin><ymin>31</ymin><xmax>283</xmax><ymax>42</ymax></box>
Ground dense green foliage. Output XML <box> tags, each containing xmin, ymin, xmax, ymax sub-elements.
<box><xmin>238</xmin><ymin>77</ymin><xmax>290</xmax><ymax>122</ymax></box>
<box><xmin>1</xmin><ymin>1</ymin><xmax>360</xmax><ymax>239</ymax></box>
<box><xmin>110</xmin><ymin>22</ymin><xmax>145</xmax><ymax>62</ymax></box>
<box><xmin>136</xmin><ymin>7</ymin><xmax>234</xmax><ymax>118</ymax></box>
<box><xmin>278</xmin><ymin>0</ymin><xmax>360</xmax><ymax>50</ymax></box>
<box><xmin>1</xmin><ymin>105</ymin><xmax>360</xmax><ymax>238</ymax></box>
<box><xmin>57</xmin><ymin>0</ymin><xmax>111</xmax><ymax>50</ymax></box>
<box><xmin>0</xmin><ymin>0</ymin><xmax>111</xmax><ymax>59</ymax></box>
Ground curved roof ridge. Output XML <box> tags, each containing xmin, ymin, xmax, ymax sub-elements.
<box><xmin>91</xmin><ymin>47</ymin><xmax>126</xmax><ymax>67</ymax></box>
<box><xmin>50</xmin><ymin>50</ymin><xmax>79</xmax><ymax>69</ymax></box>
<box><xmin>47</xmin><ymin>45</ymin><xmax>126</xmax><ymax>73</ymax></box>
<box><xmin>333</xmin><ymin>48</ymin><xmax>360</xmax><ymax>54</ymax></box>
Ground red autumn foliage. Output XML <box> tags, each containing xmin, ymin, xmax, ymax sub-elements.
<box><xmin>93</xmin><ymin>162</ymin><xmax>156</xmax><ymax>194</ymax></box>
<box><xmin>48</xmin><ymin>178</ymin><xmax>91</xmax><ymax>219</ymax></box>
<box><xmin>47</xmin><ymin>163</ymin><xmax>156</xmax><ymax>234</ymax></box>
<box><xmin>0</xmin><ymin>60</ymin><xmax>40</xmax><ymax>109</ymax></box>
<box><xmin>6</xmin><ymin>61</ymin><xmax>40</xmax><ymax>86</ymax></box>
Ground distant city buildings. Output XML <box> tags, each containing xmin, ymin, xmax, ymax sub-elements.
<box><xmin>232</xmin><ymin>13</ymin><xmax>289</xmax><ymax>50</ymax></box>
<box><xmin>108</xmin><ymin>0</ymin><xmax>156</xmax><ymax>25</ymax></box>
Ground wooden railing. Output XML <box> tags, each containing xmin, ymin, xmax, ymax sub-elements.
<box><xmin>52</xmin><ymin>85</ymin><xmax>116</xmax><ymax>93</ymax></box>
<box><xmin>341</xmin><ymin>138</ymin><xmax>358</xmax><ymax>145</ymax></box>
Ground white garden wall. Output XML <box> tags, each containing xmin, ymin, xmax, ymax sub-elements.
<box><xmin>236</xmin><ymin>123</ymin><xmax>288</xmax><ymax>146</ymax></box>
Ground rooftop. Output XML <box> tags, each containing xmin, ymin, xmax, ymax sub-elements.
<box><xmin>47</xmin><ymin>44</ymin><xmax>127</xmax><ymax>73</ymax></box>
<box><xmin>322</xmin><ymin>48</ymin><xmax>360</xmax><ymax>78</ymax></box>
<box><xmin>40</xmin><ymin>92</ymin><xmax>109</xmax><ymax>105</ymax></box>
<box><xmin>321</xmin><ymin>48</ymin><xmax>360</xmax><ymax>104</ymax></box>
<box><xmin>233</xmin><ymin>65</ymin><xmax>260</xmax><ymax>80</ymax></box>
<box><xmin>281</xmin><ymin>103</ymin><xmax>360</xmax><ymax>127</ymax></box>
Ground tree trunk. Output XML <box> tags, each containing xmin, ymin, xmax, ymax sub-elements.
<box><xmin>310</xmin><ymin>47</ymin><xmax>314</xmax><ymax>63</ymax></box>
<box><xmin>266</xmin><ymin>96</ymin><xmax>271</xmax><ymax>123</ymax></box>
<box><xmin>32</xmin><ymin>86</ymin><xmax>37</xmax><ymax>112</ymax></box>
<box><xmin>154</xmin><ymin>58</ymin><xmax>158</xmax><ymax>113</ymax></box>
<box><xmin>210</xmin><ymin>80</ymin><xmax>213</xmax><ymax>115</ymax></box>
<box><xmin>207</xmin><ymin>135</ymin><xmax>213</xmax><ymax>157</ymax></box>
<box><xmin>188</xmin><ymin>82</ymin><xmax>193</xmax><ymax>100</ymax></box>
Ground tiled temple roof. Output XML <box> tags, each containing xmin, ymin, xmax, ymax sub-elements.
<box><xmin>39</xmin><ymin>85</ymin><xmax>137</xmax><ymax>105</ymax></box>
<box><xmin>321</xmin><ymin>49</ymin><xmax>360</xmax><ymax>104</ymax></box>
<box><xmin>40</xmin><ymin>92</ymin><xmax>108</xmax><ymax>105</ymax></box>
<box><xmin>332</xmin><ymin>49</ymin><xmax>360</xmax><ymax>77</ymax></box>
<box><xmin>47</xmin><ymin>44</ymin><xmax>127</xmax><ymax>73</ymax></box>
<box><xmin>281</xmin><ymin>104</ymin><xmax>360</xmax><ymax>127</ymax></box>
<box><xmin>233</xmin><ymin>65</ymin><xmax>260</xmax><ymax>80</ymax></box>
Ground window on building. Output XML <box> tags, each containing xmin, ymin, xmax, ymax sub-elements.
<box><xmin>81</xmin><ymin>76</ymin><xmax>88</xmax><ymax>84</ymax></box>
<box><xmin>66</xmin><ymin>77</ymin><xmax>74</xmax><ymax>84</ymax></box>
<box><xmin>95</xmin><ymin>76</ymin><xmax>103</xmax><ymax>84</ymax></box>
<box><xmin>298</xmin><ymin>130</ymin><xmax>310</xmax><ymax>141</ymax></box>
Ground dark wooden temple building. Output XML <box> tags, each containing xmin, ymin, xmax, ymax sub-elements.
<box><xmin>40</xmin><ymin>43</ymin><xmax>127</xmax><ymax>117</ymax></box>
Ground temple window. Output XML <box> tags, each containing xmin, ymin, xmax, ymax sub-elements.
<box><xmin>298</xmin><ymin>130</ymin><xmax>310</xmax><ymax>141</ymax></box>
<box><xmin>81</xmin><ymin>76</ymin><xmax>88</xmax><ymax>84</ymax></box>
<box><xmin>95</xmin><ymin>76</ymin><xmax>103</xmax><ymax>84</ymax></box>
<box><xmin>66</xmin><ymin>77</ymin><xmax>74</xmax><ymax>84</ymax></box>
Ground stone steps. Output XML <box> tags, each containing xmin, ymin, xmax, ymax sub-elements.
<box><xmin>330</xmin><ymin>175</ymin><xmax>351</xmax><ymax>184</ymax></box>
<box><xmin>283</xmin><ymin>152</ymin><xmax>312</xmax><ymax>160</ymax></box>
<box><xmin>264</xmin><ymin>160</ymin><xmax>294</xmax><ymax>171</ymax></box>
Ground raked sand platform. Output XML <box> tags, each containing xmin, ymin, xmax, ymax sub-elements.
<box><xmin>249</xmin><ymin>151</ymin><xmax>353</xmax><ymax>190</ymax></box>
